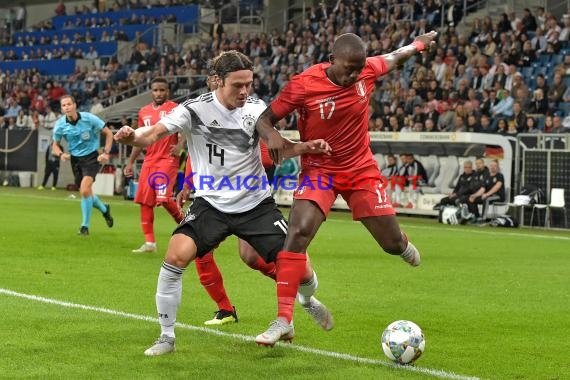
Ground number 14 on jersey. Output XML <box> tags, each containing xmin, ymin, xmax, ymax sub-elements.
<box><xmin>206</xmin><ymin>143</ymin><xmax>225</xmax><ymax>166</ymax></box>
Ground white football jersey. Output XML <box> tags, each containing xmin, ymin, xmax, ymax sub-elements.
<box><xmin>160</xmin><ymin>91</ymin><xmax>270</xmax><ymax>213</ymax></box>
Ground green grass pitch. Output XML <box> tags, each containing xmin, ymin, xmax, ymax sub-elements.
<box><xmin>1</xmin><ymin>187</ymin><xmax>569</xmax><ymax>379</ymax></box>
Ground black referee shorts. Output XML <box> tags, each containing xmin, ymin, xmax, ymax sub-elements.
<box><xmin>70</xmin><ymin>151</ymin><xmax>100</xmax><ymax>187</ymax></box>
<box><xmin>173</xmin><ymin>197</ymin><xmax>288</xmax><ymax>263</ymax></box>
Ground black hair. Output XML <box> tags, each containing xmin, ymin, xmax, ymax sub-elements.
<box><xmin>151</xmin><ymin>77</ymin><xmax>169</xmax><ymax>86</ymax></box>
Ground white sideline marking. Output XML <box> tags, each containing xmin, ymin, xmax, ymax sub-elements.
<box><xmin>0</xmin><ymin>288</ymin><xmax>480</xmax><ymax>380</ymax></box>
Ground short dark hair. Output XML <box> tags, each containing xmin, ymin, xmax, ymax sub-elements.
<box><xmin>151</xmin><ymin>77</ymin><xmax>169</xmax><ymax>87</ymax></box>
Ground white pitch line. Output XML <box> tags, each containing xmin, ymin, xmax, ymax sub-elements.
<box><xmin>0</xmin><ymin>288</ymin><xmax>480</xmax><ymax>380</ymax></box>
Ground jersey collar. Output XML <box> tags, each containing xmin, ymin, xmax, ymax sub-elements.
<box><xmin>66</xmin><ymin>112</ymin><xmax>82</xmax><ymax>125</ymax></box>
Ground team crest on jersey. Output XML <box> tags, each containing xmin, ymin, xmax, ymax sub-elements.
<box><xmin>242</xmin><ymin>114</ymin><xmax>256</xmax><ymax>135</ymax></box>
<box><xmin>355</xmin><ymin>80</ymin><xmax>366</xmax><ymax>97</ymax></box>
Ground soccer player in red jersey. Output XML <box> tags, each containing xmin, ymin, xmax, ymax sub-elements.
<box><xmin>254</xmin><ymin>32</ymin><xmax>438</xmax><ymax>341</ymax></box>
<box><xmin>124</xmin><ymin>78</ymin><xmax>184</xmax><ymax>253</ymax></box>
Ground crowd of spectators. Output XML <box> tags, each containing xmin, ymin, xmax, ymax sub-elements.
<box><xmin>1</xmin><ymin>0</ymin><xmax>569</xmax><ymax>133</ymax></box>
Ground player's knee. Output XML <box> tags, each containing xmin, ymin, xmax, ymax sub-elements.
<box><xmin>237</xmin><ymin>240</ymin><xmax>258</xmax><ymax>266</ymax></box>
<box><xmin>165</xmin><ymin>250</ymin><xmax>194</xmax><ymax>269</ymax></box>
<box><xmin>239</xmin><ymin>252</ymin><xmax>258</xmax><ymax>267</ymax></box>
<box><xmin>284</xmin><ymin>222</ymin><xmax>313</xmax><ymax>250</ymax></box>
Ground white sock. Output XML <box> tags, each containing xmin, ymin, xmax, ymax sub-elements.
<box><xmin>156</xmin><ymin>262</ymin><xmax>185</xmax><ymax>338</ymax></box>
<box><xmin>297</xmin><ymin>271</ymin><xmax>318</xmax><ymax>305</ymax></box>
<box><xmin>400</xmin><ymin>241</ymin><xmax>420</xmax><ymax>266</ymax></box>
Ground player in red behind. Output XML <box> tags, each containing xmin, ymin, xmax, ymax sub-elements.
<box><xmin>124</xmin><ymin>77</ymin><xmax>185</xmax><ymax>253</ymax></box>
<box><xmin>253</xmin><ymin>32</ymin><xmax>437</xmax><ymax>344</ymax></box>
<box><xmin>176</xmin><ymin>72</ymin><xmax>331</xmax><ymax>330</ymax></box>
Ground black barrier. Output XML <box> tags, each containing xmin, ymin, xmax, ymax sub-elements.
<box><xmin>0</xmin><ymin>129</ymin><xmax>38</xmax><ymax>171</ymax></box>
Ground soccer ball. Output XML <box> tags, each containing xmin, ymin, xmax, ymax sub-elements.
<box><xmin>381</xmin><ymin>320</ymin><xmax>425</xmax><ymax>364</ymax></box>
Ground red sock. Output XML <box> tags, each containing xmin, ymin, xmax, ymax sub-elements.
<box><xmin>141</xmin><ymin>204</ymin><xmax>155</xmax><ymax>243</ymax></box>
<box><xmin>276</xmin><ymin>251</ymin><xmax>307</xmax><ymax>323</ymax></box>
<box><xmin>194</xmin><ymin>252</ymin><xmax>233</xmax><ymax>311</ymax></box>
<box><xmin>249</xmin><ymin>257</ymin><xmax>276</xmax><ymax>280</ymax></box>
<box><xmin>162</xmin><ymin>199</ymin><xmax>183</xmax><ymax>223</ymax></box>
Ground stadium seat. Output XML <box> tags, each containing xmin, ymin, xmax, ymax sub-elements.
<box><xmin>531</xmin><ymin>188</ymin><xmax>567</xmax><ymax>228</ymax></box>
<box><xmin>522</xmin><ymin>66</ymin><xmax>533</xmax><ymax>79</ymax></box>
<box><xmin>559</xmin><ymin>102</ymin><xmax>570</xmax><ymax>117</ymax></box>
<box><xmin>373</xmin><ymin>153</ymin><xmax>386</xmax><ymax>170</ymax></box>
<box><xmin>533</xmin><ymin>66</ymin><xmax>547</xmax><ymax>77</ymax></box>
<box><xmin>422</xmin><ymin>156</ymin><xmax>458</xmax><ymax>194</ymax></box>
<box><xmin>418</xmin><ymin>155</ymin><xmax>440</xmax><ymax>187</ymax></box>
<box><xmin>538</xmin><ymin>54</ymin><xmax>550</xmax><ymax>66</ymax></box>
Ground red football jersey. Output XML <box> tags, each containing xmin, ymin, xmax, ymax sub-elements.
<box><xmin>138</xmin><ymin>100</ymin><xmax>179</xmax><ymax>166</ymax></box>
<box><xmin>270</xmin><ymin>56</ymin><xmax>389</xmax><ymax>172</ymax></box>
<box><xmin>259</xmin><ymin>140</ymin><xmax>274</xmax><ymax>168</ymax></box>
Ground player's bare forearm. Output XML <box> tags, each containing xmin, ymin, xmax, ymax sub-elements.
<box><xmin>255</xmin><ymin>107</ymin><xmax>281</xmax><ymax>142</ymax></box>
<box><xmin>168</xmin><ymin>133</ymin><xmax>185</xmax><ymax>157</ymax></box>
<box><xmin>382</xmin><ymin>31</ymin><xmax>437</xmax><ymax>72</ymax></box>
<box><xmin>115</xmin><ymin>123</ymin><xmax>168</xmax><ymax>147</ymax></box>
<box><xmin>255</xmin><ymin>107</ymin><xmax>288</xmax><ymax>164</ymax></box>
<box><xmin>176</xmin><ymin>132</ymin><xmax>186</xmax><ymax>152</ymax></box>
<box><xmin>282</xmin><ymin>139</ymin><xmax>300</xmax><ymax>159</ymax></box>
<box><xmin>128</xmin><ymin>147</ymin><xmax>142</xmax><ymax>165</ymax></box>
<box><xmin>285</xmin><ymin>139</ymin><xmax>332</xmax><ymax>159</ymax></box>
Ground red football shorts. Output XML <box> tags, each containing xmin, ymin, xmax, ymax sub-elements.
<box><xmin>135</xmin><ymin>164</ymin><xmax>178</xmax><ymax>206</ymax></box>
<box><xmin>293</xmin><ymin>165</ymin><xmax>395</xmax><ymax>220</ymax></box>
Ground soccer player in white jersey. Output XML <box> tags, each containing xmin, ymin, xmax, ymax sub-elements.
<box><xmin>115</xmin><ymin>51</ymin><xmax>333</xmax><ymax>354</ymax></box>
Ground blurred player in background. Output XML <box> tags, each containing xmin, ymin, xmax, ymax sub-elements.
<box><xmin>52</xmin><ymin>95</ymin><xmax>114</xmax><ymax>235</ymax></box>
<box><xmin>123</xmin><ymin>77</ymin><xmax>184</xmax><ymax>253</ymax></box>
<box><xmin>38</xmin><ymin>141</ymin><xmax>62</xmax><ymax>190</ymax></box>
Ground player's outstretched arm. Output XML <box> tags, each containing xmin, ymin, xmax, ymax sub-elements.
<box><xmin>114</xmin><ymin>123</ymin><xmax>169</xmax><ymax>148</ymax></box>
<box><xmin>283</xmin><ymin>138</ymin><xmax>332</xmax><ymax>159</ymax></box>
<box><xmin>255</xmin><ymin>107</ymin><xmax>288</xmax><ymax>164</ymax></box>
<box><xmin>124</xmin><ymin>147</ymin><xmax>142</xmax><ymax>177</ymax></box>
<box><xmin>381</xmin><ymin>31</ymin><xmax>437</xmax><ymax>73</ymax></box>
